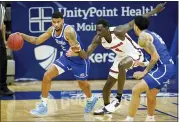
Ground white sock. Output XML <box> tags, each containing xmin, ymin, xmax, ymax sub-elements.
<box><xmin>146</xmin><ymin>115</ymin><xmax>154</xmax><ymax>119</ymax></box>
<box><xmin>41</xmin><ymin>97</ymin><xmax>48</xmax><ymax>106</ymax></box>
<box><xmin>87</xmin><ymin>94</ymin><xmax>93</xmax><ymax>101</ymax></box>
<box><xmin>126</xmin><ymin>116</ymin><xmax>134</xmax><ymax>121</ymax></box>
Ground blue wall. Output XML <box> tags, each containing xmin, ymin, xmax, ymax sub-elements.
<box><xmin>11</xmin><ymin>1</ymin><xmax>178</xmax><ymax>81</ymax></box>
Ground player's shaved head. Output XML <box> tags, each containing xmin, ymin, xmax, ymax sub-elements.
<box><xmin>96</xmin><ymin>19</ymin><xmax>109</xmax><ymax>28</ymax></box>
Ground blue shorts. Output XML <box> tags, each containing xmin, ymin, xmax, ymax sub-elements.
<box><xmin>53</xmin><ymin>55</ymin><xmax>90</xmax><ymax>80</ymax></box>
<box><xmin>144</xmin><ymin>64</ymin><xmax>176</xmax><ymax>89</ymax></box>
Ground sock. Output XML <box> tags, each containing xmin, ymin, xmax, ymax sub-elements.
<box><xmin>146</xmin><ymin>115</ymin><xmax>154</xmax><ymax>119</ymax></box>
<box><xmin>87</xmin><ymin>94</ymin><xmax>93</xmax><ymax>101</ymax></box>
<box><xmin>116</xmin><ymin>93</ymin><xmax>122</xmax><ymax>102</ymax></box>
<box><xmin>41</xmin><ymin>97</ymin><xmax>48</xmax><ymax>106</ymax></box>
<box><xmin>126</xmin><ymin>116</ymin><xmax>134</xmax><ymax>121</ymax></box>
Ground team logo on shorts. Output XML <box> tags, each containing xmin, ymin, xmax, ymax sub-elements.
<box><xmin>80</xmin><ymin>73</ymin><xmax>85</xmax><ymax>78</ymax></box>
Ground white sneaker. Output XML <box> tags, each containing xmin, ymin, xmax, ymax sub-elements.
<box><xmin>123</xmin><ymin>118</ymin><xmax>133</xmax><ymax>122</ymax></box>
<box><xmin>123</xmin><ymin>116</ymin><xmax>134</xmax><ymax>122</ymax></box>
<box><xmin>145</xmin><ymin>116</ymin><xmax>155</xmax><ymax>121</ymax></box>
<box><xmin>105</xmin><ymin>98</ymin><xmax>120</xmax><ymax>113</ymax></box>
<box><xmin>93</xmin><ymin>106</ymin><xmax>112</xmax><ymax>115</ymax></box>
<box><xmin>93</xmin><ymin>98</ymin><xmax>120</xmax><ymax>115</ymax></box>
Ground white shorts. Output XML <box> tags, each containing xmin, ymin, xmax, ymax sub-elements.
<box><xmin>109</xmin><ymin>54</ymin><xmax>144</xmax><ymax>79</ymax></box>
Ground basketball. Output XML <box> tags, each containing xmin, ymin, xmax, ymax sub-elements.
<box><xmin>7</xmin><ymin>33</ymin><xmax>24</xmax><ymax>51</ymax></box>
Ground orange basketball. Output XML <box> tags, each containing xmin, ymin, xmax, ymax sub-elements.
<box><xmin>7</xmin><ymin>33</ymin><xmax>24</xmax><ymax>51</ymax></box>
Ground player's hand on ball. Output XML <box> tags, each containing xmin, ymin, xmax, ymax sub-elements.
<box><xmin>15</xmin><ymin>32</ymin><xmax>23</xmax><ymax>36</ymax></box>
<box><xmin>133</xmin><ymin>71</ymin><xmax>146</xmax><ymax>80</ymax></box>
<box><xmin>7</xmin><ymin>33</ymin><xmax>24</xmax><ymax>51</ymax></box>
<box><xmin>155</xmin><ymin>2</ymin><xmax>167</xmax><ymax>13</ymax></box>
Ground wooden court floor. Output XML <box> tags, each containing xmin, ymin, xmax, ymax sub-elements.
<box><xmin>1</xmin><ymin>80</ymin><xmax>178</xmax><ymax>121</ymax></box>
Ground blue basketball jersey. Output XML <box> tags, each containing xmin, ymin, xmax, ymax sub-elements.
<box><xmin>143</xmin><ymin>30</ymin><xmax>175</xmax><ymax>89</ymax></box>
<box><xmin>52</xmin><ymin>23</ymin><xmax>90</xmax><ymax>80</ymax></box>
<box><xmin>144</xmin><ymin>30</ymin><xmax>173</xmax><ymax>65</ymax></box>
<box><xmin>52</xmin><ymin>23</ymin><xmax>85</xmax><ymax>60</ymax></box>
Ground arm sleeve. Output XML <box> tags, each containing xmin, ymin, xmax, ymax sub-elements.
<box><xmin>0</xmin><ymin>3</ymin><xmax>5</xmax><ymax>30</ymax></box>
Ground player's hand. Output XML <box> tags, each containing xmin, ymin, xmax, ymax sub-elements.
<box><xmin>134</xmin><ymin>60</ymin><xmax>145</xmax><ymax>67</ymax></box>
<box><xmin>71</xmin><ymin>44</ymin><xmax>81</xmax><ymax>53</ymax></box>
<box><xmin>133</xmin><ymin>71</ymin><xmax>146</xmax><ymax>80</ymax></box>
<box><xmin>10</xmin><ymin>32</ymin><xmax>23</xmax><ymax>37</ymax></box>
<box><xmin>15</xmin><ymin>32</ymin><xmax>23</xmax><ymax>36</ymax></box>
<box><xmin>154</xmin><ymin>2</ymin><xmax>167</xmax><ymax>13</ymax></box>
<box><xmin>66</xmin><ymin>48</ymin><xmax>79</xmax><ymax>57</ymax></box>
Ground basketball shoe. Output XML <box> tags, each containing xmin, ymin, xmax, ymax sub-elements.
<box><xmin>123</xmin><ymin>116</ymin><xmax>134</xmax><ymax>122</ymax></box>
<box><xmin>30</xmin><ymin>102</ymin><xmax>48</xmax><ymax>116</ymax></box>
<box><xmin>85</xmin><ymin>95</ymin><xmax>98</xmax><ymax>113</ymax></box>
<box><xmin>145</xmin><ymin>115</ymin><xmax>155</xmax><ymax>121</ymax></box>
<box><xmin>93</xmin><ymin>98</ymin><xmax>120</xmax><ymax>115</ymax></box>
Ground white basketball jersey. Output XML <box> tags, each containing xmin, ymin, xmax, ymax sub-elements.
<box><xmin>101</xmin><ymin>27</ymin><xmax>143</xmax><ymax>60</ymax></box>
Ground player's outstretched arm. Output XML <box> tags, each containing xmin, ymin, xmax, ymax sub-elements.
<box><xmin>68</xmin><ymin>34</ymin><xmax>101</xmax><ymax>59</ymax></box>
<box><xmin>65</xmin><ymin>25</ymin><xmax>101</xmax><ymax>59</ymax></box>
<box><xmin>18</xmin><ymin>26</ymin><xmax>53</xmax><ymax>45</ymax></box>
<box><xmin>79</xmin><ymin>35</ymin><xmax>101</xmax><ymax>59</ymax></box>
<box><xmin>114</xmin><ymin>2</ymin><xmax>167</xmax><ymax>38</ymax></box>
<box><xmin>138</xmin><ymin>32</ymin><xmax>160</xmax><ymax>73</ymax></box>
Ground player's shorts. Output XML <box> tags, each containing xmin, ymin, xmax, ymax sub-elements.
<box><xmin>144</xmin><ymin>64</ymin><xmax>176</xmax><ymax>89</ymax></box>
<box><xmin>109</xmin><ymin>53</ymin><xmax>144</xmax><ymax>79</ymax></box>
<box><xmin>53</xmin><ymin>55</ymin><xmax>90</xmax><ymax>81</ymax></box>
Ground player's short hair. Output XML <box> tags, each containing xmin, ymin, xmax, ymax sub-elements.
<box><xmin>52</xmin><ymin>11</ymin><xmax>64</xmax><ymax>19</ymax></box>
<box><xmin>96</xmin><ymin>19</ymin><xmax>109</xmax><ymax>28</ymax></box>
<box><xmin>134</xmin><ymin>16</ymin><xmax>150</xmax><ymax>30</ymax></box>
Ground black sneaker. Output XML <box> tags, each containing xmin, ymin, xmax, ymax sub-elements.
<box><xmin>0</xmin><ymin>87</ymin><xmax>13</xmax><ymax>96</ymax></box>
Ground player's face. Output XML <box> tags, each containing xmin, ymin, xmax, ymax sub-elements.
<box><xmin>52</xmin><ymin>18</ymin><xmax>64</xmax><ymax>31</ymax></box>
<box><xmin>96</xmin><ymin>24</ymin><xmax>108</xmax><ymax>37</ymax></box>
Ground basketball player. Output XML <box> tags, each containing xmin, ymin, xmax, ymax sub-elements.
<box><xmin>124</xmin><ymin>16</ymin><xmax>175</xmax><ymax>122</ymax></box>
<box><xmin>67</xmin><ymin>2</ymin><xmax>166</xmax><ymax>115</ymax></box>
<box><xmin>16</xmin><ymin>11</ymin><xmax>98</xmax><ymax>116</ymax></box>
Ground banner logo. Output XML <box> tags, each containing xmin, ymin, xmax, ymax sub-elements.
<box><xmin>29</xmin><ymin>7</ymin><xmax>54</xmax><ymax>33</ymax></box>
<box><xmin>34</xmin><ymin>45</ymin><xmax>57</xmax><ymax>70</ymax></box>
